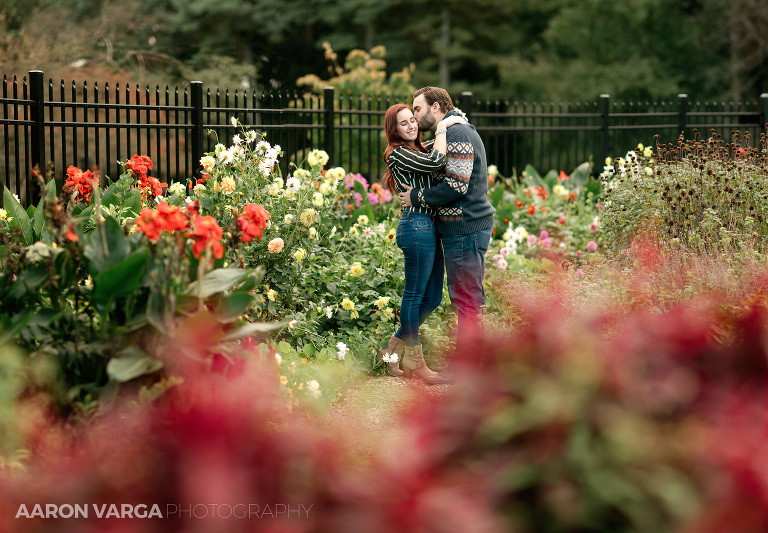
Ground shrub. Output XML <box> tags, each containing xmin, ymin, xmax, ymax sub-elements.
<box><xmin>599</xmin><ymin>131</ymin><xmax>768</xmax><ymax>254</ymax></box>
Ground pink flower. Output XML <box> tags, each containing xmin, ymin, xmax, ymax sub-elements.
<box><xmin>590</xmin><ymin>222</ymin><xmax>599</xmax><ymax>232</ymax></box>
<box><xmin>541</xmin><ymin>238</ymin><xmax>552</xmax><ymax>247</ymax></box>
<box><xmin>368</xmin><ymin>192</ymin><xmax>379</xmax><ymax>205</ymax></box>
<box><xmin>268</xmin><ymin>237</ymin><xmax>285</xmax><ymax>254</ymax></box>
<box><xmin>576</xmin><ymin>251</ymin><xmax>583</xmax><ymax>256</ymax></box>
<box><xmin>527</xmin><ymin>235</ymin><xmax>537</xmax><ymax>245</ymax></box>
<box><xmin>539</xmin><ymin>230</ymin><xmax>549</xmax><ymax>240</ymax></box>
<box><xmin>353</xmin><ymin>192</ymin><xmax>363</xmax><ymax>207</ymax></box>
<box><xmin>558</xmin><ymin>217</ymin><xmax>565</xmax><ymax>225</ymax></box>
<box><xmin>587</xmin><ymin>241</ymin><xmax>597</xmax><ymax>252</ymax></box>
<box><xmin>576</xmin><ymin>269</ymin><xmax>584</xmax><ymax>277</ymax></box>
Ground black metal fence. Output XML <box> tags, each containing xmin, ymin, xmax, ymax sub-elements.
<box><xmin>3</xmin><ymin>70</ymin><xmax>768</xmax><ymax>206</ymax></box>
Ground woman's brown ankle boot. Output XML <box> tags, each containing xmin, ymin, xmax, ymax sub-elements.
<box><xmin>376</xmin><ymin>335</ymin><xmax>404</xmax><ymax>377</ymax></box>
<box><xmin>402</xmin><ymin>344</ymin><xmax>447</xmax><ymax>383</ymax></box>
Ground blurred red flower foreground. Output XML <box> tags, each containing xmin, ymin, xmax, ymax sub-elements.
<box><xmin>3</xmin><ymin>253</ymin><xmax>768</xmax><ymax>532</ymax></box>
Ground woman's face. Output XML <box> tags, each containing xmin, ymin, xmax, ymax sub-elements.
<box><xmin>396</xmin><ymin>108</ymin><xmax>419</xmax><ymax>144</ymax></box>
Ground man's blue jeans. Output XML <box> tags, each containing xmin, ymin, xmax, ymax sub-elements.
<box><xmin>394</xmin><ymin>212</ymin><xmax>445</xmax><ymax>346</ymax></box>
<box><xmin>441</xmin><ymin>227</ymin><xmax>492</xmax><ymax>350</ymax></box>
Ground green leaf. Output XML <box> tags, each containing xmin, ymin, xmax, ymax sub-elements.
<box><xmin>221</xmin><ymin>320</ymin><xmax>286</xmax><ymax>341</ymax></box>
<box><xmin>488</xmin><ymin>183</ymin><xmax>506</xmax><ymax>209</ymax></box>
<box><xmin>214</xmin><ymin>292</ymin><xmax>255</xmax><ymax>323</ymax></box>
<box><xmin>3</xmin><ymin>186</ymin><xmax>33</xmax><ymax>245</ymax></box>
<box><xmin>185</xmin><ymin>268</ymin><xmax>251</xmax><ymax>299</ymax></box>
<box><xmin>522</xmin><ymin>164</ymin><xmax>545</xmax><ymax>189</ymax></box>
<box><xmin>570</xmin><ymin>161</ymin><xmax>591</xmax><ymax>188</ymax></box>
<box><xmin>107</xmin><ymin>348</ymin><xmax>163</xmax><ymax>383</ymax></box>
<box><xmin>84</xmin><ymin>216</ymin><xmax>130</xmax><ymax>273</ymax></box>
<box><xmin>92</xmin><ymin>248</ymin><xmax>150</xmax><ymax>312</ymax></box>
<box><xmin>31</xmin><ymin>196</ymin><xmax>46</xmax><ymax>241</ymax></box>
<box><xmin>146</xmin><ymin>290</ymin><xmax>168</xmax><ymax>332</ymax></box>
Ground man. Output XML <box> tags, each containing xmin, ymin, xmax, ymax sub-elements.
<box><xmin>400</xmin><ymin>86</ymin><xmax>495</xmax><ymax>356</ymax></box>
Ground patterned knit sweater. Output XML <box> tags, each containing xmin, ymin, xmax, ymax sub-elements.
<box><xmin>386</xmin><ymin>145</ymin><xmax>446</xmax><ymax>215</ymax></box>
<box><xmin>408</xmin><ymin>111</ymin><xmax>496</xmax><ymax>234</ymax></box>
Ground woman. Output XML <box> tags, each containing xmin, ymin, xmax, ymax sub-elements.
<box><xmin>375</xmin><ymin>103</ymin><xmax>463</xmax><ymax>382</ymax></box>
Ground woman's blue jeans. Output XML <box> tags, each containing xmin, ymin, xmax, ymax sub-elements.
<box><xmin>394</xmin><ymin>212</ymin><xmax>445</xmax><ymax>346</ymax></box>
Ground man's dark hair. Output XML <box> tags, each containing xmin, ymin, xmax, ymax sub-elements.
<box><xmin>413</xmin><ymin>87</ymin><xmax>454</xmax><ymax>113</ymax></box>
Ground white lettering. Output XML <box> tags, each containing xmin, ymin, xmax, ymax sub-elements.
<box><xmin>261</xmin><ymin>504</ymin><xmax>275</xmax><ymax>518</ymax></box>
<box><xmin>233</xmin><ymin>504</ymin><xmax>246</xmax><ymax>519</ymax></box>
<box><xmin>193</xmin><ymin>504</ymin><xmax>208</xmax><ymax>518</ymax></box>
<box><xmin>45</xmin><ymin>504</ymin><xmax>58</xmax><ymax>518</ymax></box>
<box><xmin>286</xmin><ymin>504</ymin><xmax>301</xmax><ymax>519</ymax></box>
<box><xmin>93</xmin><ymin>504</ymin><xmax>106</xmax><ymax>518</ymax></box>
<box><xmin>302</xmin><ymin>504</ymin><xmax>313</xmax><ymax>518</ymax></box>
<box><xmin>148</xmin><ymin>504</ymin><xmax>163</xmax><ymax>518</ymax></box>
<box><xmin>249</xmin><ymin>504</ymin><xmax>260</xmax><ymax>518</ymax></box>
<box><xmin>15</xmin><ymin>504</ymin><xmax>30</xmax><ymax>518</ymax></box>
<box><xmin>121</xmin><ymin>504</ymin><xmax>133</xmax><ymax>518</ymax></box>
<box><xmin>29</xmin><ymin>505</ymin><xmax>44</xmax><ymax>518</ymax></box>
<box><xmin>105</xmin><ymin>504</ymin><xmax>120</xmax><ymax>518</ymax></box>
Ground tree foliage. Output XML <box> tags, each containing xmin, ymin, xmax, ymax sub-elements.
<box><xmin>1</xmin><ymin>0</ymin><xmax>766</xmax><ymax>100</ymax></box>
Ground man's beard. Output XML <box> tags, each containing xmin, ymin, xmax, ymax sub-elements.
<box><xmin>418</xmin><ymin>110</ymin><xmax>437</xmax><ymax>132</ymax></box>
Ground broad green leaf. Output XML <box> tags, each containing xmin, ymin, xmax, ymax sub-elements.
<box><xmin>84</xmin><ymin>216</ymin><xmax>130</xmax><ymax>273</ymax></box>
<box><xmin>3</xmin><ymin>186</ymin><xmax>33</xmax><ymax>245</ymax></box>
<box><xmin>31</xmin><ymin>195</ymin><xmax>46</xmax><ymax>241</ymax></box>
<box><xmin>0</xmin><ymin>310</ymin><xmax>35</xmax><ymax>346</ymax></box>
<box><xmin>93</xmin><ymin>248</ymin><xmax>150</xmax><ymax>312</ymax></box>
<box><xmin>222</xmin><ymin>320</ymin><xmax>286</xmax><ymax>341</ymax></box>
<box><xmin>214</xmin><ymin>292</ymin><xmax>255</xmax><ymax>323</ymax></box>
<box><xmin>569</xmin><ymin>161</ymin><xmax>591</xmax><ymax>188</ymax></box>
<box><xmin>146</xmin><ymin>290</ymin><xmax>169</xmax><ymax>333</ymax></box>
<box><xmin>107</xmin><ymin>350</ymin><xmax>163</xmax><ymax>382</ymax></box>
<box><xmin>185</xmin><ymin>268</ymin><xmax>251</xmax><ymax>299</ymax></box>
<box><xmin>488</xmin><ymin>183</ymin><xmax>505</xmax><ymax>208</ymax></box>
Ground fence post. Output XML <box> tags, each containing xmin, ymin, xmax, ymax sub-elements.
<box><xmin>461</xmin><ymin>92</ymin><xmax>472</xmax><ymax>122</ymax></box>
<box><xmin>324</xmin><ymin>86</ymin><xmax>335</xmax><ymax>166</ymax></box>
<box><xmin>677</xmin><ymin>94</ymin><xmax>688</xmax><ymax>136</ymax></box>
<box><xmin>29</xmin><ymin>70</ymin><xmax>45</xmax><ymax>202</ymax></box>
<box><xmin>600</xmin><ymin>94</ymin><xmax>610</xmax><ymax>167</ymax></box>
<box><xmin>190</xmin><ymin>81</ymin><xmax>203</xmax><ymax>180</ymax></box>
<box><xmin>762</xmin><ymin>93</ymin><xmax>768</xmax><ymax>134</ymax></box>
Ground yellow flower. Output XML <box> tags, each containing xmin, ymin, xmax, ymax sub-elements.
<box><xmin>637</xmin><ymin>143</ymin><xmax>644</xmax><ymax>151</ymax></box>
<box><xmin>350</xmin><ymin>309</ymin><xmax>359</xmax><ymax>319</ymax></box>
<box><xmin>375</xmin><ymin>296</ymin><xmax>391</xmax><ymax>308</ymax></box>
<box><xmin>308</xmin><ymin>227</ymin><xmax>318</xmax><ymax>239</ymax></box>
<box><xmin>318</xmin><ymin>181</ymin><xmax>332</xmax><ymax>195</ymax></box>
<box><xmin>341</xmin><ymin>298</ymin><xmax>355</xmax><ymax>311</ymax></box>
<box><xmin>294</xmin><ymin>248</ymin><xmax>306</xmax><ymax>262</ymax></box>
<box><xmin>349</xmin><ymin>262</ymin><xmax>365</xmax><ymax>277</ymax></box>
<box><xmin>326</xmin><ymin>167</ymin><xmax>346</xmax><ymax>181</ymax></box>
<box><xmin>300</xmin><ymin>209</ymin><xmax>317</xmax><ymax>227</ymax></box>
<box><xmin>279</xmin><ymin>375</ymin><xmax>288</xmax><ymax>385</ymax></box>
<box><xmin>267</xmin><ymin>289</ymin><xmax>277</xmax><ymax>301</ymax></box>
<box><xmin>200</xmin><ymin>155</ymin><xmax>216</xmax><ymax>172</ymax></box>
<box><xmin>284</xmin><ymin>214</ymin><xmax>294</xmax><ymax>224</ymax></box>
<box><xmin>220</xmin><ymin>176</ymin><xmax>236</xmax><ymax>194</ymax></box>
<box><xmin>386</xmin><ymin>229</ymin><xmax>396</xmax><ymax>243</ymax></box>
<box><xmin>293</xmin><ymin>168</ymin><xmax>311</xmax><ymax>180</ymax></box>
<box><xmin>643</xmin><ymin>146</ymin><xmax>653</xmax><ymax>158</ymax></box>
<box><xmin>312</xmin><ymin>192</ymin><xmax>324</xmax><ymax>207</ymax></box>
<box><xmin>357</xmin><ymin>214</ymin><xmax>369</xmax><ymax>225</ymax></box>
<box><xmin>307</xmin><ymin>149</ymin><xmax>329</xmax><ymax>168</ymax></box>
<box><xmin>644</xmin><ymin>166</ymin><xmax>653</xmax><ymax>176</ymax></box>
<box><xmin>0</xmin><ymin>208</ymin><xmax>6</xmax><ymax>220</ymax></box>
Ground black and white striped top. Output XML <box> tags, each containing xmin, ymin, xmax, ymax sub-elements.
<box><xmin>387</xmin><ymin>144</ymin><xmax>446</xmax><ymax>214</ymax></box>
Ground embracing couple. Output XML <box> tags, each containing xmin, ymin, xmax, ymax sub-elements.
<box><xmin>375</xmin><ymin>86</ymin><xmax>495</xmax><ymax>383</ymax></box>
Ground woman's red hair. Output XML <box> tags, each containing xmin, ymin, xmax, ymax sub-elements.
<box><xmin>382</xmin><ymin>103</ymin><xmax>427</xmax><ymax>192</ymax></box>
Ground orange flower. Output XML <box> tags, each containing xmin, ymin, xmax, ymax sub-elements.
<box><xmin>134</xmin><ymin>208</ymin><xmax>164</xmax><ymax>242</ymax></box>
<box><xmin>125</xmin><ymin>154</ymin><xmax>153</xmax><ymax>178</ymax></box>
<box><xmin>188</xmin><ymin>215</ymin><xmax>223</xmax><ymax>259</ymax></box>
<box><xmin>156</xmin><ymin>201</ymin><xmax>189</xmax><ymax>233</ymax></box>
<box><xmin>63</xmin><ymin>165</ymin><xmax>99</xmax><ymax>203</ymax></box>
<box><xmin>65</xmin><ymin>223</ymin><xmax>79</xmax><ymax>242</ymax></box>
<box><xmin>237</xmin><ymin>203</ymin><xmax>270</xmax><ymax>243</ymax></box>
<box><xmin>515</xmin><ymin>200</ymin><xmax>524</xmax><ymax>209</ymax></box>
<box><xmin>126</xmin><ymin>155</ymin><xmax>167</xmax><ymax>199</ymax></box>
<box><xmin>527</xmin><ymin>205</ymin><xmax>536</xmax><ymax>215</ymax></box>
<box><xmin>558</xmin><ymin>171</ymin><xmax>569</xmax><ymax>181</ymax></box>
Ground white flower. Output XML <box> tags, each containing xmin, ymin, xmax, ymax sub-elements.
<box><xmin>214</xmin><ymin>143</ymin><xmax>226</xmax><ymax>157</ymax></box>
<box><xmin>245</xmin><ymin>130</ymin><xmax>258</xmax><ymax>143</ymax></box>
<box><xmin>312</xmin><ymin>192</ymin><xmax>324</xmax><ymax>207</ymax></box>
<box><xmin>499</xmin><ymin>246</ymin><xmax>511</xmax><ymax>257</ymax></box>
<box><xmin>325</xmin><ymin>306</ymin><xmax>333</xmax><ymax>319</ymax></box>
<box><xmin>336</xmin><ymin>342</ymin><xmax>349</xmax><ymax>359</ymax></box>
<box><xmin>488</xmin><ymin>164</ymin><xmax>499</xmax><ymax>178</ymax></box>
<box><xmin>330</xmin><ymin>226</ymin><xmax>337</xmax><ymax>238</ymax></box>
<box><xmin>286</xmin><ymin>177</ymin><xmax>301</xmax><ymax>192</ymax></box>
<box><xmin>232</xmin><ymin>134</ymin><xmax>243</xmax><ymax>146</ymax></box>
<box><xmin>193</xmin><ymin>184</ymin><xmax>206</xmax><ymax>192</ymax></box>
<box><xmin>230</xmin><ymin>116</ymin><xmax>238</xmax><ymax>127</ymax></box>
<box><xmin>306</xmin><ymin>379</ymin><xmax>321</xmax><ymax>398</ymax></box>
<box><xmin>496</xmin><ymin>258</ymin><xmax>508</xmax><ymax>269</ymax></box>
<box><xmin>275</xmin><ymin>353</ymin><xmax>282</xmax><ymax>365</ymax></box>
<box><xmin>288</xmin><ymin>319</ymin><xmax>298</xmax><ymax>330</ymax></box>
<box><xmin>155</xmin><ymin>195</ymin><xmax>164</xmax><ymax>203</ymax></box>
<box><xmin>362</xmin><ymin>227</ymin><xmax>374</xmax><ymax>239</ymax></box>
<box><xmin>169</xmin><ymin>182</ymin><xmax>185</xmax><ymax>195</ymax></box>
<box><xmin>382</xmin><ymin>352</ymin><xmax>399</xmax><ymax>364</ymax></box>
